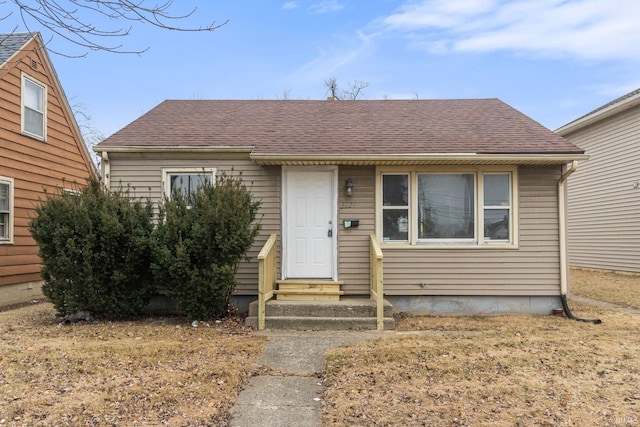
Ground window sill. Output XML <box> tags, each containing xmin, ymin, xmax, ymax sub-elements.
<box><xmin>21</xmin><ymin>131</ymin><xmax>46</xmax><ymax>142</ymax></box>
<box><xmin>380</xmin><ymin>242</ymin><xmax>519</xmax><ymax>250</ymax></box>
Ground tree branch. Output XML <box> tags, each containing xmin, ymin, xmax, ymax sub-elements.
<box><xmin>3</xmin><ymin>0</ymin><xmax>227</xmax><ymax>55</ymax></box>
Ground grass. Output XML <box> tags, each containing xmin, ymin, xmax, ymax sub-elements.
<box><xmin>1</xmin><ymin>270</ymin><xmax>638</xmax><ymax>426</ymax></box>
<box><xmin>571</xmin><ymin>268</ymin><xmax>640</xmax><ymax>309</ymax></box>
<box><xmin>0</xmin><ymin>304</ymin><xmax>266</xmax><ymax>426</ymax></box>
<box><xmin>323</xmin><ymin>276</ymin><xmax>640</xmax><ymax>426</ymax></box>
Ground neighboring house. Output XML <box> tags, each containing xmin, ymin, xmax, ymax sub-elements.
<box><xmin>94</xmin><ymin>99</ymin><xmax>586</xmax><ymax>316</ymax></box>
<box><xmin>556</xmin><ymin>88</ymin><xmax>640</xmax><ymax>274</ymax></box>
<box><xmin>0</xmin><ymin>32</ymin><xmax>96</xmax><ymax>306</ymax></box>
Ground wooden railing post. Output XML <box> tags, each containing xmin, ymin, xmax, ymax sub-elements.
<box><xmin>257</xmin><ymin>234</ymin><xmax>277</xmax><ymax>330</ymax></box>
<box><xmin>369</xmin><ymin>234</ymin><xmax>384</xmax><ymax>331</ymax></box>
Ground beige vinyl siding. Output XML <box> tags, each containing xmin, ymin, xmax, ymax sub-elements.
<box><xmin>107</xmin><ymin>154</ymin><xmax>281</xmax><ymax>295</ymax></box>
<box><xmin>337</xmin><ymin>166</ymin><xmax>375</xmax><ymax>295</ymax></box>
<box><xmin>566</xmin><ymin>104</ymin><xmax>640</xmax><ymax>273</ymax></box>
<box><xmin>381</xmin><ymin>166</ymin><xmax>561</xmax><ymax>296</ymax></box>
<box><xmin>109</xmin><ymin>159</ymin><xmax>562</xmax><ymax>297</ymax></box>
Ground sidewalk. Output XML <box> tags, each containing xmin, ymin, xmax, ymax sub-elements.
<box><xmin>229</xmin><ymin>296</ymin><xmax>639</xmax><ymax>426</ymax></box>
<box><xmin>229</xmin><ymin>330</ymin><xmax>394</xmax><ymax>427</ymax></box>
<box><xmin>570</xmin><ymin>294</ymin><xmax>640</xmax><ymax>314</ymax></box>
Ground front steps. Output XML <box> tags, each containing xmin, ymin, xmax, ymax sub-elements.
<box><xmin>245</xmin><ymin>297</ymin><xmax>396</xmax><ymax>330</ymax></box>
<box><xmin>274</xmin><ymin>280</ymin><xmax>344</xmax><ymax>301</ymax></box>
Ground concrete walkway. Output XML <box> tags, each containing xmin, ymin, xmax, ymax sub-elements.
<box><xmin>229</xmin><ymin>297</ymin><xmax>639</xmax><ymax>426</ymax></box>
<box><xmin>570</xmin><ymin>294</ymin><xmax>640</xmax><ymax>315</ymax></box>
<box><xmin>229</xmin><ymin>330</ymin><xmax>397</xmax><ymax>427</ymax></box>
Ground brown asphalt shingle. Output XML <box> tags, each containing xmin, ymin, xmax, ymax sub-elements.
<box><xmin>97</xmin><ymin>99</ymin><xmax>583</xmax><ymax>155</ymax></box>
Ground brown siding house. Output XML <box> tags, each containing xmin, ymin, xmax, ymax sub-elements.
<box><xmin>0</xmin><ymin>32</ymin><xmax>95</xmax><ymax>306</ymax></box>
<box><xmin>557</xmin><ymin>88</ymin><xmax>640</xmax><ymax>273</ymax></box>
<box><xmin>95</xmin><ymin>99</ymin><xmax>586</xmax><ymax>315</ymax></box>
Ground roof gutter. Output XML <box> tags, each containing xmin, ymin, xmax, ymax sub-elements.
<box><xmin>250</xmin><ymin>153</ymin><xmax>588</xmax><ymax>166</ymax></box>
<box><xmin>93</xmin><ymin>146</ymin><xmax>255</xmax><ymax>153</ymax></box>
<box><xmin>557</xmin><ymin>161</ymin><xmax>601</xmax><ymax>323</ymax></box>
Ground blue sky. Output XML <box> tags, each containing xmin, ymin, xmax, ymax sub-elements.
<box><xmin>7</xmin><ymin>0</ymin><xmax>640</xmax><ymax>139</ymax></box>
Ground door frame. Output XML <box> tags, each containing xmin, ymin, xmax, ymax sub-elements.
<box><xmin>281</xmin><ymin>165</ymin><xmax>338</xmax><ymax>280</ymax></box>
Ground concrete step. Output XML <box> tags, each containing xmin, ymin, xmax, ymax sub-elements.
<box><xmin>245</xmin><ymin>315</ymin><xmax>396</xmax><ymax>331</ymax></box>
<box><xmin>247</xmin><ymin>298</ymin><xmax>394</xmax><ymax>318</ymax></box>
<box><xmin>245</xmin><ymin>297</ymin><xmax>396</xmax><ymax>330</ymax></box>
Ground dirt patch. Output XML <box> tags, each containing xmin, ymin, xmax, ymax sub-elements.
<box><xmin>323</xmin><ymin>278</ymin><xmax>640</xmax><ymax>426</ymax></box>
<box><xmin>0</xmin><ymin>304</ymin><xmax>266</xmax><ymax>426</ymax></box>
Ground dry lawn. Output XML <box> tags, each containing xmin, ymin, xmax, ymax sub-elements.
<box><xmin>571</xmin><ymin>268</ymin><xmax>640</xmax><ymax>310</ymax></box>
<box><xmin>0</xmin><ymin>304</ymin><xmax>266</xmax><ymax>426</ymax></box>
<box><xmin>324</xmin><ymin>286</ymin><xmax>640</xmax><ymax>425</ymax></box>
<box><xmin>2</xmin><ymin>269</ymin><xmax>638</xmax><ymax>426</ymax></box>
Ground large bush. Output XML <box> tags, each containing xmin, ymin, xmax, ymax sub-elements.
<box><xmin>29</xmin><ymin>178</ymin><xmax>156</xmax><ymax>319</ymax></box>
<box><xmin>153</xmin><ymin>171</ymin><xmax>261</xmax><ymax>320</ymax></box>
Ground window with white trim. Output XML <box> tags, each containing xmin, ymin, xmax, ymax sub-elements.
<box><xmin>162</xmin><ymin>168</ymin><xmax>216</xmax><ymax>206</ymax></box>
<box><xmin>0</xmin><ymin>177</ymin><xmax>14</xmax><ymax>243</ymax></box>
<box><xmin>22</xmin><ymin>73</ymin><xmax>47</xmax><ymax>140</ymax></box>
<box><xmin>379</xmin><ymin>167</ymin><xmax>517</xmax><ymax>247</ymax></box>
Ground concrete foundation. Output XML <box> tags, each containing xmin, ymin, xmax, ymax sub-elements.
<box><xmin>387</xmin><ymin>295</ymin><xmax>562</xmax><ymax>316</ymax></box>
<box><xmin>0</xmin><ymin>280</ymin><xmax>44</xmax><ymax>308</ymax></box>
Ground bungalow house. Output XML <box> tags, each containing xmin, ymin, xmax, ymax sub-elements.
<box><xmin>556</xmin><ymin>89</ymin><xmax>640</xmax><ymax>274</ymax></box>
<box><xmin>0</xmin><ymin>32</ymin><xmax>96</xmax><ymax>306</ymax></box>
<box><xmin>94</xmin><ymin>99</ymin><xmax>586</xmax><ymax>328</ymax></box>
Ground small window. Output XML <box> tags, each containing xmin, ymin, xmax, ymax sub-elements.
<box><xmin>0</xmin><ymin>177</ymin><xmax>14</xmax><ymax>243</ymax></box>
<box><xmin>22</xmin><ymin>73</ymin><xmax>47</xmax><ymax>140</ymax></box>
<box><xmin>382</xmin><ymin>174</ymin><xmax>409</xmax><ymax>241</ymax></box>
<box><xmin>483</xmin><ymin>173</ymin><xmax>511</xmax><ymax>242</ymax></box>
<box><xmin>162</xmin><ymin>168</ymin><xmax>216</xmax><ymax>206</ymax></box>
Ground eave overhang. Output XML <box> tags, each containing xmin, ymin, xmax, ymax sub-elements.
<box><xmin>93</xmin><ymin>145</ymin><xmax>255</xmax><ymax>153</ymax></box>
<box><xmin>93</xmin><ymin>146</ymin><xmax>587</xmax><ymax>165</ymax></box>
<box><xmin>250</xmin><ymin>153</ymin><xmax>589</xmax><ymax>166</ymax></box>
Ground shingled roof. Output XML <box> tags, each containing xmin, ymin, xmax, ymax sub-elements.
<box><xmin>0</xmin><ymin>32</ymin><xmax>34</xmax><ymax>65</ymax></box>
<box><xmin>97</xmin><ymin>99</ymin><xmax>584</xmax><ymax>162</ymax></box>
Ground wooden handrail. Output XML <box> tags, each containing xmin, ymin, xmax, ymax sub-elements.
<box><xmin>369</xmin><ymin>234</ymin><xmax>384</xmax><ymax>330</ymax></box>
<box><xmin>257</xmin><ymin>234</ymin><xmax>277</xmax><ymax>330</ymax></box>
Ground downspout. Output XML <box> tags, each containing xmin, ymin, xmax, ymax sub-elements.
<box><xmin>558</xmin><ymin>161</ymin><xmax>601</xmax><ymax>324</ymax></box>
<box><xmin>101</xmin><ymin>151</ymin><xmax>110</xmax><ymax>189</ymax></box>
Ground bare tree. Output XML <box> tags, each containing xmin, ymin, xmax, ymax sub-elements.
<box><xmin>280</xmin><ymin>89</ymin><xmax>292</xmax><ymax>100</ymax></box>
<box><xmin>71</xmin><ymin>100</ymin><xmax>104</xmax><ymax>168</ymax></box>
<box><xmin>2</xmin><ymin>0</ymin><xmax>227</xmax><ymax>56</ymax></box>
<box><xmin>324</xmin><ymin>77</ymin><xmax>369</xmax><ymax>100</ymax></box>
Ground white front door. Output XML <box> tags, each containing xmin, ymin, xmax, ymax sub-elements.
<box><xmin>284</xmin><ymin>168</ymin><xmax>336</xmax><ymax>279</ymax></box>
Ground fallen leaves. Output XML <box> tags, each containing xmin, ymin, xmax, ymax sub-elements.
<box><xmin>0</xmin><ymin>304</ymin><xmax>266</xmax><ymax>426</ymax></box>
<box><xmin>323</xmin><ymin>271</ymin><xmax>640</xmax><ymax>426</ymax></box>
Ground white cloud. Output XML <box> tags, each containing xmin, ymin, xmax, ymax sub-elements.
<box><xmin>286</xmin><ymin>31</ymin><xmax>374</xmax><ymax>86</ymax></box>
<box><xmin>310</xmin><ymin>0</ymin><xmax>345</xmax><ymax>14</ymax></box>
<box><xmin>380</xmin><ymin>0</ymin><xmax>640</xmax><ymax>61</ymax></box>
<box><xmin>282</xmin><ymin>2</ymin><xmax>299</xmax><ymax>10</ymax></box>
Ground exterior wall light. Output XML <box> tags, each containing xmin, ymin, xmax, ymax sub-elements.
<box><xmin>345</xmin><ymin>178</ymin><xmax>353</xmax><ymax>196</ymax></box>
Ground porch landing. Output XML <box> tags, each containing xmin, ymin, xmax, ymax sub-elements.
<box><xmin>245</xmin><ymin>297</ymin><xmax>396</xmax><ymax>331</ymax></box>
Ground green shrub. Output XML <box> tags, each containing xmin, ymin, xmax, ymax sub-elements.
<box><xmin>29</xmin><ymin>178</ymin><xmax>156</xmax><ymax>319</ymax></box>
<box><xmin>153</xmin><ymin>171</ymin><xmax>261</xmax><ymax>320</ymax></box>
